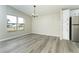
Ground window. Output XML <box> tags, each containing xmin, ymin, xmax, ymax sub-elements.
<box><xmin>17</xmin><ymin>17</ymin><xmax>24</xmax><ymax>30</ymax></box>
<box><xmin>7</xmin><ymin>15</ymin><xmax>24</xmax><ymax>32</ymax></box>
<box><xmin>7</xmin><ymin>15</ymin><xmax>17</xmax><ymax>32</ymax></box>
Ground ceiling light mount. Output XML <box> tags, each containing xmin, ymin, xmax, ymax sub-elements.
<box><xmin>34</xmin><ymin>5</ymin><xmax>36</xmax><ymax>7</ymax></box>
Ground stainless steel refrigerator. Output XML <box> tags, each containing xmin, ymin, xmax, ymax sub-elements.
<box><xmin>71</xmin><ymin>16</ymin><xmax>79</xmax><ymax>41</ymax></box>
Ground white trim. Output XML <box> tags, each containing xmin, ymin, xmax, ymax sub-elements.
<box><xmin>0</xmin><ymin>33</ymin><xmax>31</xmax><ymax>42</ymax></box>
<box><xmin>32</xmin><ymin>33</ymin><xmax>60</xmax><ymax>38</ymax></box>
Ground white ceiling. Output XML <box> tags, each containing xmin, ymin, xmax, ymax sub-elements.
<box><xmin>10</xmin><ymin>5</ymin><xmax>79</xmax><ymax>16</ymax></box>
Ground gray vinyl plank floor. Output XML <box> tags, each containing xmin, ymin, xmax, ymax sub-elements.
<box><xmin>0</xmin><ymin>33</ymin><xmax>79</xmax><ymax>53</ymax></box>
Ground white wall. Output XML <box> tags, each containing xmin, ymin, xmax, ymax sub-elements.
<box><xmin>0</xmin><ymin>5</ymin><xmax>61</xmax><ymax>40</ymax></box>
<box><xmin>32</xmin><ymin>12</ymin><xmax>60</xmax><ymax>37</ymax></box>
<box><xmin>0</xmin><ymin>5</ymin><xmax>32</xmax><ymax>40</ymax></box>
<box><xmin>60</xmin><ymin>9</ymin><xmax>63</xmax><ymax>40</ymax></box>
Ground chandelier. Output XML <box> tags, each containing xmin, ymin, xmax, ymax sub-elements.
<box><xmin>32</xmin><ymin>5</ymin><xmax>38</xmax><ymax>17</ymax></box>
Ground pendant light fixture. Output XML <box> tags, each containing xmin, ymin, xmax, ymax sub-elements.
<box><xmin>32</xmin><ymin>5</ymin><xmax>38</xmax><ymax>18</ymax></box>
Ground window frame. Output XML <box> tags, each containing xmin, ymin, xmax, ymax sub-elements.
<box><xmin>6</xmin><ymin>15</ymin><xmax>25</xmax><ymax>32</ymax></box>
<box><xmin>17</xmin><ymin>17</ymin><xmax>25</xmax><ymax>31</ymax></box>
<box><xmin>7</xmin><ymin>15</ymin><xmax>17</xmax><ymax>32</ymax></box>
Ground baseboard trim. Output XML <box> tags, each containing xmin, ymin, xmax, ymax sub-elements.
<box><xmin>31</xmin><ymin>33</ymin><xmax>60</xmax><ymax>38</ymax></box>
<box><xmin>0</xmin><ymin>33</ymin><xmax>31</xmax><ymax>42</ymax></box>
